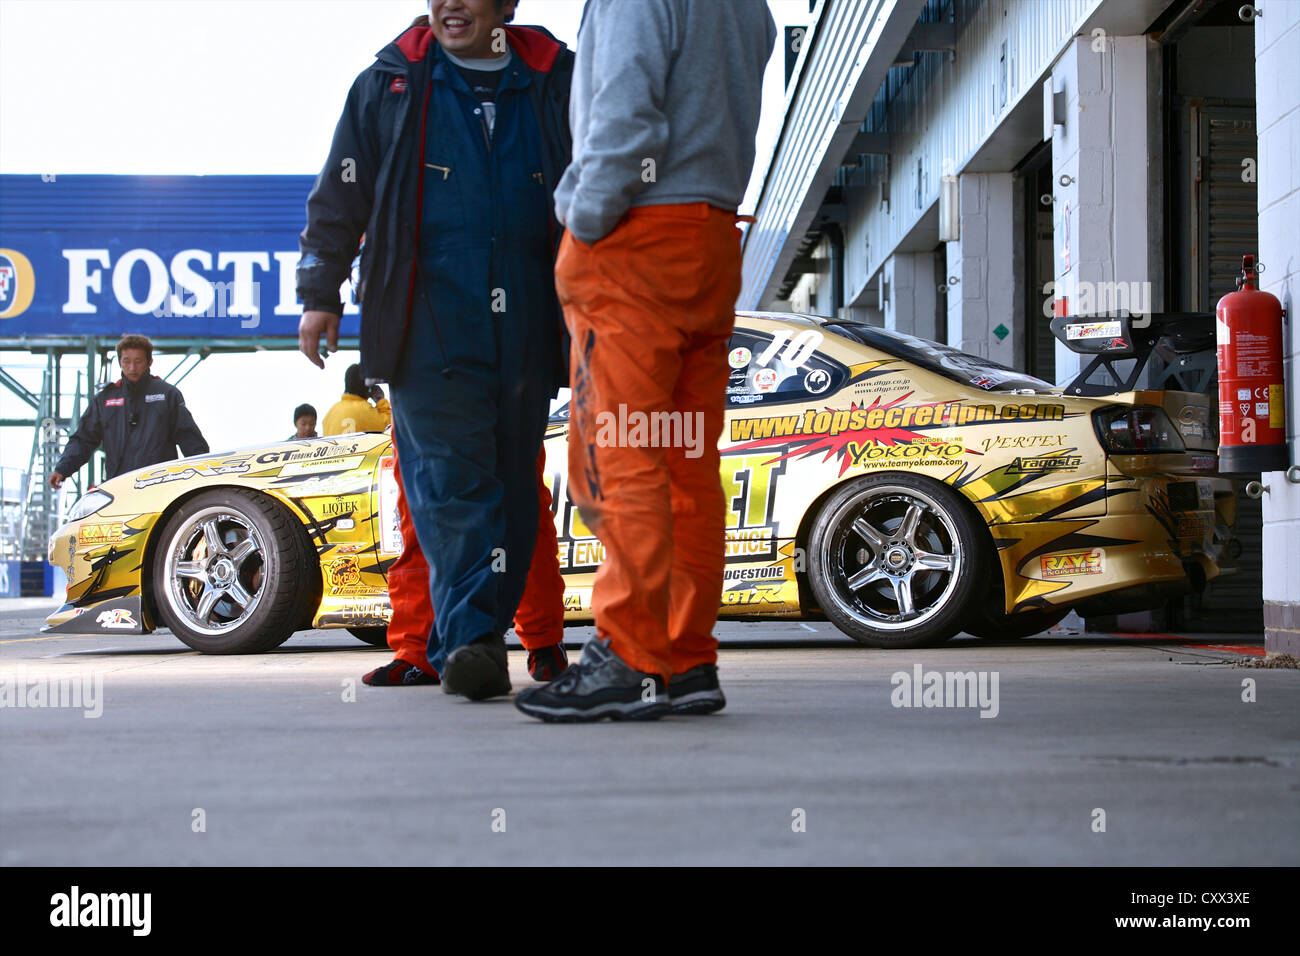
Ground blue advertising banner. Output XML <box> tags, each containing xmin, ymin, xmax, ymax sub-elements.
<box><xmin>0</xmin><ymin>175</ymin><xmax>359</xmax><ymax>340</ymax></box>
<box><xmin>0</xmin><ymin>560</ymin><xmax>20</xmax><ymax>598</ymax></box>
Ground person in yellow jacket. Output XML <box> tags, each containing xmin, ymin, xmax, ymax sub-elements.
<box><xmin>322</xmin><ymin>364</ymin><xmax>392</xmax><ymax>435</ymax></box>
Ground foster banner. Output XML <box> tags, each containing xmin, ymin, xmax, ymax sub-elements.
<box><xmin>0</xmin><ymin>175</ymin><xmax>359</xmax><ymax>340</ymax></box>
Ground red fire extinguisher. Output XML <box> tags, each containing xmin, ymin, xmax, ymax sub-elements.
<box><xmin>1216</xmin><ymin>255</ymin><xmax>1288</xmax><ymax>473</ymax></box>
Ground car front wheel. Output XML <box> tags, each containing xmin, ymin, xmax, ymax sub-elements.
<box><xmin>152</xmin><ymin>488</ymin><xmax>310</xmax><ymax>654</ymax></box>
<box><xmin>807</xmin><ymin>474</ymin><xmax>987</xmax><ymax>648</ymax></box>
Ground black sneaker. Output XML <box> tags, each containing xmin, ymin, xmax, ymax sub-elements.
<box><xmin>669</xmin><ymin>663</ymin><xmax>725</xmax><ymax>715</ymax></box>
<box><xmin>514</xmin><ymin>637</ymin><xmax>669</xmax><ymax>723</ymax></box>
<box><xmin>441</xmin><ymin>633</ymin><xmax>511</xmax><ymax>701</ymax></box>
<box><xmin>527</xmin><ymin>643</ymin><xmax>569</xmax><ymax>682</ymax></box>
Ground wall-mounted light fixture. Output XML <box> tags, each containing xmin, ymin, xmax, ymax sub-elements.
<box><xmin>1042</xmin><ymin>76</ymin><xmax>1067</xmax><ymax>141</ymax></box>
<box><xmin>939</xmin><ymin>174</ymin><xmax>960</xmax><ymax>242</ymax></box>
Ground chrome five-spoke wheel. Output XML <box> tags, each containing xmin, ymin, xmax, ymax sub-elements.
<box><xmin>164</xmin><ymin>508</ymin><xmax>266</xmax><ymax>634</ymax></box>
<box><xmin>151</xmin><ymin>489</ymin><xmax>314</xmax><ymax>654</ymax></box>
<box><xmin>807</xmin><ymin>474</ymin><xmax>987</xmax><ymax>648</ymax></box>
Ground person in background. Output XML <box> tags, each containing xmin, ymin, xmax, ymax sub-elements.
<box><xmin>516</xmin><ymin>0</ymin><xmax>776</xmax><ymax>722</ymax></box>
<box><xmin>290</xmin><ymin>403</ymin><xmax>318</xmax><ymax>440</ymax></box>
<box><xmin>322</xmin><ymin>364</ymin><xmax>391</xmax><ymax>435</ymax></box>
<box><xmin>49</xmin><ymin>333</ymin><xmax>208</xmax><ymax>488</ymax></box>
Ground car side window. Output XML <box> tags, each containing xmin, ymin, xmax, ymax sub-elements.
<box><xmin>725</xmin><ymin>328</ymin><xmax>847</xmax><ymax>407</ymax></box>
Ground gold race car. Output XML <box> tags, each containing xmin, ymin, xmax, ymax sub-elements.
<box><xmin>44</xmin><ymin>311</ymin><xmax>1224</xmax><ymax>651</ymax></box>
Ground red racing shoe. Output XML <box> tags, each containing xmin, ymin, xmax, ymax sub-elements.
<box><xmin>363</xmin><ymin>660</ymin><xmax>440</xmax><ymax>687</ymax></box>
<box><xmin>527</xmin><ymin>643</ymin><xmax>569</xmax><ymax>682</ymax></box>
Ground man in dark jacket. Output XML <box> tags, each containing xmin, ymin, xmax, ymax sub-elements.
<box><xmin>297</xmin><ymin>0</ymin><xmax>573</xmax><ymax>701</ymax></box>
<box><xmin>50</xmin><ymin>334</ymin><xmax>209</xmax><ymax>487</ymax></box>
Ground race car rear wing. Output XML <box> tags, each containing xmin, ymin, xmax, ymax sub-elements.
<box><xmin>1049</xmin><ymin>312</ymin><xmax>1214</xmax><ymax>397</ymax></box>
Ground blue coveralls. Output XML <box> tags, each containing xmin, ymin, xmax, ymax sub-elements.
<box><xmin>388</xmin><ymin>48</ymin><xmax>557</xmax><ymax>675</ymax></box>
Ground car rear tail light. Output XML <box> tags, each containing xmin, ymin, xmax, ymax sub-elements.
<box><xmin>1092</xmin><ymin>405</ymin><xmax>1185</xmax><ymax>454</ymax></box>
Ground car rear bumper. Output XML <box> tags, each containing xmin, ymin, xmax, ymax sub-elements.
<box><xmin>991</xmin><ymin>504</ymin><xmax>1218</xmax><ymax>616</ymax></box>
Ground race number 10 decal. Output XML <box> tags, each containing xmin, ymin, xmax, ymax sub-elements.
<box><xmin>756</xmin><ymin>329</ymin><xmax>824</xmax><ymax>369</ymax></box>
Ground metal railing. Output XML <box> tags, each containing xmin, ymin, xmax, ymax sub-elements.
<box><xmin>17</xmin><ymin>367</ymin><xmax>87</xmax><ymax>560</ymax></box>
<box><xmin>0</xmin><ymin>465</ymin><xmax>27</xmax><ymax>560</ymax></box>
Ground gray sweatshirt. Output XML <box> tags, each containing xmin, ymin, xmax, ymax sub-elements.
<box><xmin>554</xmin><ymin>0</ymin><xmax>777</xmax><ymax>244</ymax></box>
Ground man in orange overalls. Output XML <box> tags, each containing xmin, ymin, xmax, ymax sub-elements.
<box><xmin>515</xmin><ymin>0</ymin><xmax>775</xmax><ymax>722</ymax></box>
<box><xmin>363</xmin><ymin>437</ymin><xmax>568</xmax><ymax>686</ymax></box>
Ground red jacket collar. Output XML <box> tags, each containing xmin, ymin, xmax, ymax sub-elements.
<box><xmin>393</xmin><ymin>24</ymin><xmax>560</xmax><ymax>73</ymax></box>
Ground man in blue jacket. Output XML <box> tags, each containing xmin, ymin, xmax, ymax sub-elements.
<box><xmin>297</xmin><ymin>0</ymin><xmax>572</xmax><ymax>700</ymax></box>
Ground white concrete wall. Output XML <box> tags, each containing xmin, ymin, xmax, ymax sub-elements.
<box><xmin>1047</xmin><ymin>34</ymin><xmax>1161</xmax><ymax>386</ymax></box>
<box><xmin>843</xmin><ymin>304</ymin><xmax>885</xmax><ymax>325</ymax></box>
<box><xmin>883</xmin><ymin>252</ymin><xmax>938</xmax><ymax>339</ymax></box>
<box><xmin>788</xmin><ymin>236</ymin><xmax>833</xmax><ymax>317</ymax></box>
<box><xmin>1255</xmin><ymin>0</ymin><xmax>1300</xmax><ymax>651</ymax></box>
<box><xmin>838</xmin><ymin>0</ymin><xmax>1101</xmax><ymax>310</ymax></box>
<box><xmin>787</xmin><ymin>270</ymin><xmax>818</xmax><ymax>316</ymax></box>
<box><xmin>945</xmin><ymin>172</ymin><xmax>1018</xmax><ymax>364</ymax></box>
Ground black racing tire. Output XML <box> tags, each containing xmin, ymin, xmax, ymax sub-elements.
<box><xmin>348</xmin><ymin>626</ymin><xmax>390</xmax><ymax>647</ymax></box>
<box><xmin>806</xmin><ymin>473</ymin><xmax>989</xmax><ymax>648</ymax></box>
<box><xmin>292</xmin><ymin>530</ymin><xmax>324</xmax><ymax>631</ymax></box>
<box><xmin>151</xmin><ymin>488</ymin><xmax>311</xmax><ymax>654</ymax></box>
<box><xmin>963</xmin><ymin>603</ymin><xmax>1069</xmax><ymax>640</ymax></box>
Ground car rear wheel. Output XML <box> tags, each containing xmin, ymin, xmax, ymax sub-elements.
<box><xmin>152</xmin><ymin>488</ymin><xmax>310</xmax><ymax>654</ymax></box>
<box><xmin>348</xmin><ymin>626</ymin><xmax>389</xmax><ymax>647</ymax></box>
<box><xmin>807</xmin><ymin>474</ymin><xmax>987</xmax><ymax>648</ymax></box>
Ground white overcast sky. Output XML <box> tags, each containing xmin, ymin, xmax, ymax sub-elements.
<box><xmin>0</xmin><ymin>0</ymin><xmax>808</xmax><ymax>481</ymax></box>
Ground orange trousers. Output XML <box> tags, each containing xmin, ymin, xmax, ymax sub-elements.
<box><xmin>387</xmin><ymin>442</ymin><xmax>565</xmax><ymax>676</ymax></box>
<box><xmin>554</xmin><ymin>203</ymin><xmax>742</xmax><ymax>679</ymax></box>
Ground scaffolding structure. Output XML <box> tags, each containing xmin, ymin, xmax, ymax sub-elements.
<box><xmin>0</xmin><ymin>335</ymin><xmax>357</xmax><ymax>563</ymax></box>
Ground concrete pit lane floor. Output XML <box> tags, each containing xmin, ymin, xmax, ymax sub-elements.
<box><xmin>1</xmin><ymin>598</ymin><xmax>1296</xmax><ymax>865</ymax></box>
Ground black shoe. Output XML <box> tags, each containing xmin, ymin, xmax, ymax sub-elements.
<box><xmin>441</xmin><ymin>633</ymin><xmax>511</xmax><ymax>700</ymax></box>
<box><xmin>527</xmin><ymin>643</ymin><xmax>569</xmax><ymax>682</ymax></box>
<box><xmin>514</xmin><ymin>637</ymin><xmax>669</xmax><ymax>723</ymax></box>
<box><xmin>362</xmin><ymin>659</ymin><xmax>440</xmax><ymax>686</ymax></box>
<box><xmin>669</xmin><ymin>663</ymin><xmax>725</xmax><ymax>714</ymax></box>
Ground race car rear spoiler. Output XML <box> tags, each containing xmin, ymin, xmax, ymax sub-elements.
<box><xmin>1049</xmin><ymin>311</ymin><xmax>1214</xmax><ymax>397</ymax></box>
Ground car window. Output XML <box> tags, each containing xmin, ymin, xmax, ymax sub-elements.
<box><xmin>823</xmin><ymin>322</ymin><xmax>1053</xmax><ymax>392</ymax></box>
<box><xmin>726</xmin><ymin>329</ymin><xmax>848</xmax><ymax>407</ymax></box>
